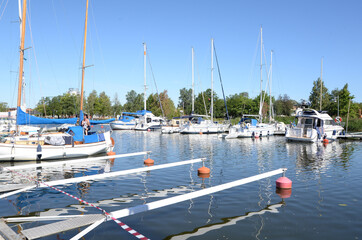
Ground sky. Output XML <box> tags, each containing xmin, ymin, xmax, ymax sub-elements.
<box><xmin>0</xmin><ymin>0</ymin><xmax>361</xmax><ymax>109</ymax></box>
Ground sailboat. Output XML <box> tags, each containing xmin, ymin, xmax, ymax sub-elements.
<box><xmin>180</xmin><ymin>40</ymin><xmax>229</xmax><ymax>134</ymax></box>
<box><xmin>225</xmin><ymin>27</ymin><xmax>274</xmax><ymax>139</ymax></box>
<box><xmin>0</xmin><ymin>0</ymin><xmax>113</xmax><ymax>161</ymax></box>
<box><xmin>134</xmin><ymin>43</ymin><xmax>165</xmax><ymax>131</ymax></box>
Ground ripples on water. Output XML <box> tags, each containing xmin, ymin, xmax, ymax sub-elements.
<box><xmin>0</xmin><ymin>131</ymin><xmax>361</xmax><ymax>239</ymax></box>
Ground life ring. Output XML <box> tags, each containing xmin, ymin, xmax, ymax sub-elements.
<box><xmin>334</xmin><ymin>116</ymin><xmax>342</xmax><ymax>123</ymax></box>
<box><xmin>110</xmin><ymin>137</ymin><xmax>115</xmax><ymax>147</ymax></box>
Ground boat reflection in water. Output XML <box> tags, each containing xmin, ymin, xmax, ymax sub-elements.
<box><xmin>166</xmin><ymin>201</ymin><xmax>285</xmax><ymax>240</ymax></box>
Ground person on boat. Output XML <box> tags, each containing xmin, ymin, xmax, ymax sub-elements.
<box><xmin>82</xmin><ymin>114</ymin><xmax>91</xmax><ymax>135</ymax></box>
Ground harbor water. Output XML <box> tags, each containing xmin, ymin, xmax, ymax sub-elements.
<box><xmin>0</xmin><ymin>131</ymin><xmax>361</xmax><ymax>239</ymax></box>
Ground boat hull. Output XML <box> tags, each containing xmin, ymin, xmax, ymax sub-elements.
<box><xmin>110</xmin><ymin>121</ymin><xmax>135</xmax><ymax>130</ymax></box>
<box><xmin>0</xmin><ymin>132</ymin><xmax>113</xmax><ymax>161</ymax></box>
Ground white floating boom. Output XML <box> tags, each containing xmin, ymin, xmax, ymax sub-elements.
<box><xmin>2</xmin><ymin>151</ymin><xmax>151</xmax><ymax>171</ymax></box>
<box><xmin>109</xmin><ymin>168</ymin><xmax>287</xmax><ymax>219</ymax></box>
<box><xmin>0</xmin><ymin>158</ymin><xmax>205</xmax><ymax>199</ymax></box>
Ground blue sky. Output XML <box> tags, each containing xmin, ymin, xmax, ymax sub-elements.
<box><xmin>0</xmin><ymin>0</ymin><xmax>361</xmax><ymax>109</ymax></box>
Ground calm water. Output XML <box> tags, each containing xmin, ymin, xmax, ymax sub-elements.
<box><xmin>0</xmin><ymin>131</ymin><xmax>361</xmax><ymax>240</ymax></box>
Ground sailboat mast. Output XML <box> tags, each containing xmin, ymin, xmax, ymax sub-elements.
<box><xmin>211</xmin><ymin>38</ymin><xmax>214</xmax><ymax>122</ymax></box>
<box><xmin>143</xmin><ymin>43</ymin><xmax>147</xmax><ymax>111</ymax></box>
<box><xmin>259</xmin><ymin>26</ymin><xmax>263</xmax><ymax>123</ymax></box>
<box><xmin>269</xmin><ymin>50</ymin><xmax>273</xmax><ymax>123</ymax></box>
<box><xmin>17</xmin><ymin>0</ymin><xmax>27</xmax><ymax>109</ymax></box>
<box><xmin>192</xmin><ymin>47</ymin><xmax>194</xmax><ymax>114</ymax></box>
<box><xmin>80</xmin><ymin>0</ymin><xmax>89</xmax><ymax>112</ymax></box>
<box><xmin>320</xmin><ymin>57</ymin><xmax>323</xmax><ymax>111</ymax></box>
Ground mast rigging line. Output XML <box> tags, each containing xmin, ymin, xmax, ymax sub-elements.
<box><xmin>213</xmin><ymin>42</ymin><xmax>229</xmax><ymax>120</ymax></box>
<box><xmin>0</xmin><ymin>0</ymin><xmax>9</xmax><ymax>21</ymax></box>
<box><xmin>146</xmin><ymin>52</ymin><xmax>165</xmax><ymax>118</ymax></box>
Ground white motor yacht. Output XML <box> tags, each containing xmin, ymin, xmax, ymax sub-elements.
<box><xmin>285</xmin><ymin>108</ymin><xmax>344</xmax><ymax>142</ymax></box>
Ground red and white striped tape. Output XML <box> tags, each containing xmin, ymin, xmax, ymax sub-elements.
<box><xmin>4</xmin><ymin>167</ymin><xmax>149</xmax><ymax>240</ymax></box>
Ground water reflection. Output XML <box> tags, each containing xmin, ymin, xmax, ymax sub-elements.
<box><xmin>166</xmin><ymin>201</ymin><xmax>285</xmax><ymax>240</ymax></box>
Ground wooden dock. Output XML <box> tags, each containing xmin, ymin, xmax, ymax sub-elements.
<box><xmin>338</xmin><ymin>132</ymin><xmax>362</xmax><ymax>140</ymax></box>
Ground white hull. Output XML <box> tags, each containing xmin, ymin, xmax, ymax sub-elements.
<box><xmin>161</xmin><ymin>126</ymin><xmax>180</xmax><ymax>134</ymax></box>
<box><xmin>0</xmin><ymin>132</ymin><xmax>113</xmax><ymax>161</ymax></box>
<box><xmin>180</xmin><ymin>123</ymin><xmax>225</xmax><ymax>134</ymax></box>
<box><xmin>225</xmin><ymin>124</ymin><xmax>274</xmax><ymax>138</ymax></box>
<box><xmin>110</xmin><ymin>121</ymin><xmax>136</xmax><ymax>130</ymax></box>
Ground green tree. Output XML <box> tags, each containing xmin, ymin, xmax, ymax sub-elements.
<box><xmin>0</xmin><ymin>102</ymin><xmax>8</xmax><ymax>112</ymax></box>
<box><xmin>309</xmin><ymin>78</ymin><xmax>330</xmax><ymax>110</ymax></box>
<box><xmin>86</xmin><ymin>90</ymin><xmax>98</xmax><ymax>117</ymax></box>
<box><xmin>178</xmin><ymin>88</ymin><xmax>192</xmax><ymax>115</ymax></box>
<box><xmin>159</xmin><ymin>90</ymin><xmax>176</xmax><ymax>118</ymax></box>
<box><xmin>112</xmin><ymin>93</ymin><xmax>122</xmax><ymax>117</ymax></box>
<box><xmin>274</xmin><ymin>94</ymin><xmax>295</xmax><ymax>116</ymax></box>
<box><xmin>124</xmin><ymin>90</ymin><xmax>144</xmax><ymax>112</ymax></box>
<box><xmin>61</xmin><ymin>93</ymin><xmax>78</xmax><ymax>117</ymax></box>
<box><xmin>98</xmin><ymin>92</ymin><xmax>112</xmax><ymax>117</ymax></box>
<box><xmin>226</xmin><ymin>93</ymin><xmax>256</xmax><ymax>118</ymax></box>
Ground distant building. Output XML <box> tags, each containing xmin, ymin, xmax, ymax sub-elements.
<box><xmin>68</xmin><ymin>88</ymin><xmax>80</xmax><ymax>96</ymax></box>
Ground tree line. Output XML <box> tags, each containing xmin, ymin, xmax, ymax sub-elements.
<box><xmin>0</xmin><ymin>79</ymin><xmax>360</xmax><ymax>121</ymax></box>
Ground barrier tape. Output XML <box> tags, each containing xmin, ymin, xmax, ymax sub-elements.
<box><xmin>4</xmin><ymin>167</ymin><xmax>149</xmax><ymax>240</ymax></box>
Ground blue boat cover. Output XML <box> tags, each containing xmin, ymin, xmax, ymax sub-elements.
<box><xmin>84</xmin><ymin>133</ymin><xmax>99</xmax><ymax>143</ymax></box>
<box><xmin>119</xmin><ymin>115</ymin><xmax>135</xmax><ymax>122</ymax></box>
<box><xmin>67</xmin><ymin>126</ymin><xmax>84</xmax><ymax>142</ymax></box>
<box><xmin>239</xmin><ymin>118</ymin><xmax>258</xmax><ymax>126</ymax></box>
<box><xmin>136</xmin><ymin>110</ymin><xmax>152</xmax><ymax>116</ymax></box>
<box><xmin>16</xmin><ymin>107</ymin><xmax>77</xmax><ymax>125</ymax></box>
<box><xmin>89</xmin><ymin>118</ymin><xmax>115</xmax><ymax>125</ymax></box>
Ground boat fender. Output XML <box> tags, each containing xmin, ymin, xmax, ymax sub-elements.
<box><xmin>110</xmin><ymin>137</ymin><xmax>115</xmax><ymax>147</ymax></box>
<box><xmin>37</xmin><ymin>144</ymin><xmax>42</xmax><ymax>160</ymax></box>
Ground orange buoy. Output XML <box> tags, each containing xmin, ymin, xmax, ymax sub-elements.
<box><xmin>199</xmin><ymin>131</ymin><xmax>203</xmax><ymax>135</ymax></box>
<box><xmin>198</xmin><ymin>173</ymin><xmax>210</xmax><ymax>178</ymax></box>
<box><xmin>276</xmin><ymin>188</ymin><xmax>292</xmax><ymax>199</ymax></box>
<box><xmin>147</xmin><ymin>129</ymin><xmax>151</xmax><ymax>132</ymax></box>
<box><xmin>276</xmin><ymin>176</ymin><xmax>292</xmax><ymax>189</ymax></box>
<box><xmin>91</xmin><ymin>125</ymin><xmax>94</xmax><ymax>128</ymax></box>
<box><xmin>107</xmin><ymin>151</ymin><xmax>116</xmax><ymax>161</ymax></box>
<box><xmin>144</xmin><ymin>158</ymin><xmax>154</xmax><ymax>166</ymax></box>
<box><xmin>198</xmin><ymin>166</ymin><xmax>210</xmax><ymax>175</ymax></box>
<box><xmin>101</xmin><ymin>125</ymin><xmax>104</xmax><ymax>128</ymax></box>
<box><xmin>110</xmin><ymin>137</ymin><xmax>115</xmax><ymax>147</ymax></box>
<box><xmin>323</xmin><ymin>139</ymin><xmax>329</xmax><ymax>144</ymax></box>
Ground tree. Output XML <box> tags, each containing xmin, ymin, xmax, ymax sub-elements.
<box><xmin>0</xmin><ymin>102</ymin><xmax>8</xmax><ymax>112</ymax></box>
<box><xmin>309</xmin><ymin>78</ymin><xmax>330</xmax><ymax>110</ymax></box>
<box><xmin>226</xmin><ymin>93</ymin><xmax>256</xmax><ymax>118</ymax></box>
<box><xmin>178</xmin><ymin>88</ymin><xmax>192</xmax><ymax>115</ymax></box>
<box><xmin>123</xmin><ymin>90</ymin><xmax>143</xmax><ymax>112</ymax></box>
<box><xmin>159</xmin><ymin>90</ymin><xmax>176</xmax><ymax>118</ymax></box>
<box><xmin>86</xmin><ymin>90</ymin><xmax>98</xmax><ymax>117</ymax></box>
<box><xmin>112</xmin><ymin>93</ymin><xmax>122</xmax><ymax>117</ymax></box>
<box><xmin>98</xmin><ymin>92</ymin><xmax>112</xmax><ymax>117</ymax></box>
<box><xmin>274</xmin><ymin>94</ymin><xmax>295</xmax><ymax>116</ymax></box>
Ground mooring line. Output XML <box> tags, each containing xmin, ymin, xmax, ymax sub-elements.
<box><xmin>3</xmin><ymin>167</ymin><xmax>149</xmax><ymax>240</ymax></box>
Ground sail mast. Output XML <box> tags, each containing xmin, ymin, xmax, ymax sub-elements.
<box><xmin>143</xmin><ymin>43</ymin><xmax>147</xmax><ymax>110</ymax></box>
<box><xmin>80</xmin><ymin>0</ymin><xmax>89</xmax><ymax>112</ymax></box>
<box><xmin>211</xmin><ymin>38</ymin><xmax>214</xmax><ymax>122</ymax></box>
<box><xmin>320</xmin><ymin>57</ymin><xmax>323</xmax><ymax>111</ymax></box>
<box><xmin>17</xmin><ymin>0</ymin><xmax>27</xmax><ymax>109</ymax></box>
<box><xmin>192</xmin><ymin>47</ymin><xmax>194</xmax><ymax>114</ymax></box>
<box><xmin>269</xmin><ymin>50</ymin><xmax>273</xmax><ymax>123</ymax></box>
<box><xmin>259</xmin><ymin>26</ymin><xmax>263</xmax><ymax>122</ymax></box>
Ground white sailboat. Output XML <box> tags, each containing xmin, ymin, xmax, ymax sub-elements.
<box><xmin>225</xmin><ymin>27</ymin><xmax>274</xmax><ymax>139</ymax></box>
<box><xmin>0</xmin><ymin>0</ymin><xmax>113</xmax><ymax>161</ymax></box>
<box><xmin>180</xmin><ymin>40</ymin><xmax>228</xmax><ymax>134</ymax></box>
<box><xmin>134</xmin><ymin>43</ymin><xmax>166</xmax><ymax>131</ymax></box>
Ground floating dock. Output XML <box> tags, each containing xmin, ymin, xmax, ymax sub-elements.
<box><xmin>338</xmin><ymin>132</ymin><xmax>362</xmax><ymax>140</ymax></box>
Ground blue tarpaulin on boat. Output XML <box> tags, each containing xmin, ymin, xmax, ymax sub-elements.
<box><xmin>136</xmin><ymin>110</ymin><xmax>151</xmax><ymax>116</ymax></box>
<box><xmin>84</xmin><ymin>133</ymin><xmax>99</xmax><ymax>143</ymax></box>
<box><xmin>16</xmin><ymin>107</ymin><xmax>77</xmax><ymax>125</ymax></box>
<box><xmin>89</xmin><ymin>118</ymin><xmax>115</xmax><ymax>124</ymax></box>
<box><xmin>67</xmin><ymin>126</ymin><xmax>84</xmax><ymax>142</ymax></box>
